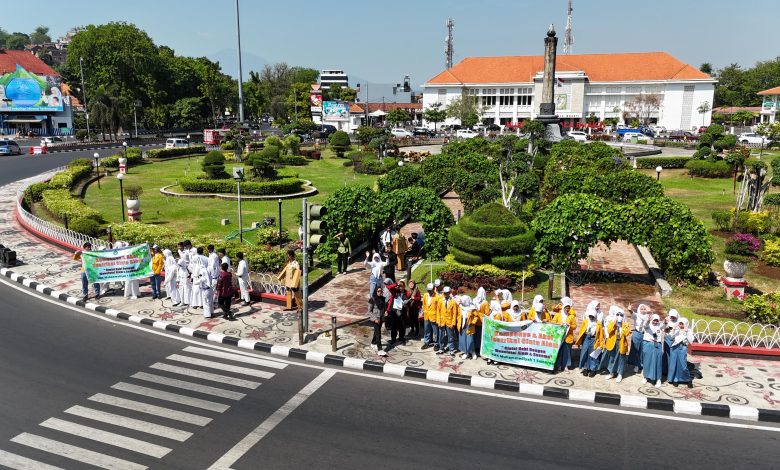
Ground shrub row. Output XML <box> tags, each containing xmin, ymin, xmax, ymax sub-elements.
<box><xmin>456</xmin><ymin>216</ymin><xmax>526</xmax><ymax>239</ymax></box>
<box><xmin>146</xmin><ymin>145</ymin><xmax>206</xmax><ymax>159</ymax></box>
<box><xmin>765</xmin><ymin>194</ymin><xmax>780</xmax><ymax>207</ymax></box>
<box><xmin>772</xmin><ymin>156</ymin><xmax>780</xmax><ymax>187</ymax></box>
<box><xmin>743</xmin><ymin>292</ymin><xmax>780</xmax><ymax>324</ymax></box>
<box><xmin>41</xmin><ymin>189</ymin><xmax>102</xmax><ymax>221</ymax></box>
<box><xmin>448</xmin><ymin>225</ymin><xmax>536</xmax><ymax>256</ymax></box>
<box><xmin>179</xmin><ymin>177</ymin><xmax>304</xmax><ymax>196</ymax></box>
<box><xmin>684</xmin><ymin>159</ymin><xmax>733</xmax><ymax>178</ymax></box>
<box><xmin>279</xmin><ymin>155</ymin><xmax>308</xmax><ymax>166</ymax></box>
<box><xmin>299</xmin><ymin>149</ymin><xmax>322</xmax><ymax>159</ymax></box>
<box><xmin>101</xmin><ymin>151</ymin><xmax>144</xmax><ymax>168</ymax></box>
<box><xmin>634</xmin><ymin>156</ymin><xmax>692</xmax><ymax>169</ymax></box>
<box><xmin>49</xmin><ymin>163</ymin><xmax>93</xmax><ymax>189</ymax></box>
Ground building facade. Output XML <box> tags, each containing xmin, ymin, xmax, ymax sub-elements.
<box><xmin>319</xmin><ymin>69</ymin><xmax>349</xmax><ymax>90</ymax></box>
<box><xmin>422</xmin><ymin>52</ymin><xmax>716</xmax><ymax>131</ymax></box>
<box><xmin>0</xmin><ymin>49</ymin><xmax>74</xmax><ymax>136</ymax></box>
<box><xmin>758</xmin><ymin>86</ymin><xmax>780</xmax><ymax>124</ymax></box>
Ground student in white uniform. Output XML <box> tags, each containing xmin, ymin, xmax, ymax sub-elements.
<box><xmin>197</xmin><ymin>268</ymin><xmax>214</xmax><ymax>318</ymax></box>
<box><xmin>115</xmin><ymin>241</ymin><xmax>140</xmax><ymax>299</ymax></box>
<box><xmin>163</xmin><ymin>249</ymin><xmax>181</xmax><ymax>306</ymax></box>
<box><xmin>207</xmin><ymin>244</ymin><xmax>220</xmax><ymax>289</ymax></box>
<box><xmin>236</xmin><ymin>251</ymin><xmax>251</xmax><ymax>305</ymax></box>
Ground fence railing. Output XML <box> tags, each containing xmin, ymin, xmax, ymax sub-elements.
<box><xmin>692</xmin><ymin>318</ymin><xmax>780</xmax><ymax>349</ymax></box>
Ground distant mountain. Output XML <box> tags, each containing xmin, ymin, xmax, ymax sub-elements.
<box><xmin>207</xmin><ymin>48</ymin><xmax>269</xmax><ymax>77</ymax></box>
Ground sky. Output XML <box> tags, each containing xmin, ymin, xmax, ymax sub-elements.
<box><xmin>7</xmin><ymin>0</ymin><xmax>780</xmax><ymax>88</ymax></box>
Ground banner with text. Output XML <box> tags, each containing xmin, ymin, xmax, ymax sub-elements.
<box><xmin>83</xmin><ymin>244</ymin><xmax>152</xmax><ymax>283</ymax></box>
<box><xmin>480</xmin><ymin>317</ymin><xmax>569</xmax><ymax>370</ymax></box>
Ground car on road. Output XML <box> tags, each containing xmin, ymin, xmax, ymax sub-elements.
<box><xmin>650</xmin><ymin>125</ymin><xmax>667</xmax><ymax>135</ymax></box>
<box><xmin>737</xmin><ymin>133</ymin><xmax>767</xmax><ymax>145</ymax></box>
<box><xmin>455</xmin><ymin>129</ymin><xmax>479</xmax><ymax>139</ymax></box>
<box><xmin>0</xmin><ymin>140</ymin><xmax>22</xmax><ymax>156</ymax></box>
<box><xmin>567</xmin><ymin>130</ymin><xmax>588</xmax><ymax>142</ymax></box>
<box><xmin>622</xmin><ymin>132</ymin><xmax>645</xmax><ymax>142</ymax></box>
<box><xmin>486</xmin><ymin>124</ymin><xmax>501</xmax><ymax>133</ymax></box>
<box><xmin>667</xmin><ymin>131</ymin><xmax>698</xmax><ymax>141</ymax></box>
<box><xmin>413</xmin><ymin>127</ymin><xmax>435</xmax><ymax>137</ymax></box>
<box><xmin>165</xmin><ymin>138</ymin><xmax>189</xmax><ymax>148</ymax></box>
<box><xmin>40</xmin><ymin>136</ymin><xmax>62</xmax><ymax>146</ymax></box>
<box><xmin>390</xmin><ymin>128</ymin><xmax>413</xmax><ymax>138</ymax></box>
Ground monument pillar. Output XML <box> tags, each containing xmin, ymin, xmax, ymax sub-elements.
<box><xmin>537</xmin><ymin>24</ymin><xmax>567</xmax><ymax>142</ymax></box>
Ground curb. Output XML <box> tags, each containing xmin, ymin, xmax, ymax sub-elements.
<box><xmin>1</xmin><ymin>265</ymin><xmax>779</xmax><ymax>425</ymax></box>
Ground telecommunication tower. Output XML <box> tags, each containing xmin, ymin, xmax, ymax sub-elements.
<box><xmin>563</xmin><ymin>0</ymin><xmax>573</xmax><ymax>54</ymax></box>
<box><xmin>445</xmin><ymin>18</ymin><xmax>454</xmax><ymax>69</ymax></box>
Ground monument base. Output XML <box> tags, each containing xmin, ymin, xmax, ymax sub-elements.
<box><xmin>537</xmin><ymin>114</ymin><xmax>568</xmax><ymax>142</ymax></box>
<box><xmin>720</xmin><ymin>276</ymin><xmax>748</xmax><ymax>301</ymax></box>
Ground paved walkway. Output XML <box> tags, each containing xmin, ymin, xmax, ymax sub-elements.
<box><xmin>2</xmin><ymin>174</ymin><xmax>779</xmax><ymax>410</ymax></box>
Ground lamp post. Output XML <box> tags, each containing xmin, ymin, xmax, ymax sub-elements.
<box><xmin>117</xmin><ymin>173</ymin><xmax>125</xmax><ymax>222</ymax></box>
<box><xmin>93</xmin><ymin>152</ymin><xmax>100</xmax><ymax>189</ymax></box>
<box><xmin>235</xmin><ymin>0</ymin><xmax>245</xmax><ymax>123</ymax></box>
<box><xmin>122</xmin><ymin>141</ymin><xmax>127</xmax><ymax>159</ymax></box>
<box><xmin>655</xmin><ymin>165</ymin><xmax>663</xmax><ymax>181</ymax></box>
<box><xmin>278</xmin><ymin>198</ymin><xmax>283</xmax><ymax>247</ymax></box>
<box><xmin>186</xmin><ymin>134</ymin><xmax>191</xmax><ymax>148</ymax></box>
<box><xmin>79</xmin><ymin>57</ymin><xmax>90</xmax><ymax>141</ymax></box>
<box><xmin>62</xmin><ymin>213</ymin><xmax>69</xmax><ymax>230</ymax></box>
<box><xmin>233</xmin><ymin>167</ymin><xmax>245</xmax><ymax>243</ymax></box>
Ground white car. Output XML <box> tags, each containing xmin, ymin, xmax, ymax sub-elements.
<box><xmin>650</xmin><ymin>125</ymin><xmax>667</xmax><ymax>135</ymax></box>
<box><xmin>390</xmin><ymin>128</ymin><xmax>413</xmax><ymax>138</ymax></box>
<box><xmin>738</xmin><ymin>133</ymin><xmax>767</xmax><ymax>145</ymax></box>
<box><xmin>455</xmin><ymin>129</ymin><xmax>479</xmax><ymax>139</ymax></box>
<box><xmin>622</xmin><ymin>132</ymin><xmax>644</xmax><ymax>142</ymax></box>
<box><xmin>40</xmin><ymin>136</ymin><xmax>62</xmax><ymax>146</ymax></box>
<box><xmin>567</xmin><ymin>131</ymin><xmax>588</xmax><ymax>142</ymax></box>
<box><xmin>165</xmin><ymin>138</ymin><xmax>189</xmax><ymax>148</ymax></box>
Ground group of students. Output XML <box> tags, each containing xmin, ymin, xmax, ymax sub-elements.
<box><xmin>365</xmin><ymin>278</ymin><xmax>695</xmax><ymax>387</ymax></box>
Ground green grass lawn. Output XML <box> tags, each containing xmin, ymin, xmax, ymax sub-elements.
<box><xmin>83</xmin><ymin>149</ymin><xmax>377</xmax><ymax>240</ymax></box>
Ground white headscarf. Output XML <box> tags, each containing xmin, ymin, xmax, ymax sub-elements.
<box><xmin>369</xmin><ymin>253</ymin><xmax>384</xmax><ymax>278</ymax></box>
<box><xmin>666</xmin><ymin>309</ymin><xmax>679</xmax><ymax>326</ymax></box>
<box><xmin>460</xmin><ymin>295</ymin><xmax>474</xmax><ymax>328</ymax></box>
<box><xmin>615</xmin><ymin>307</ymin><xmax>625</xmax><ymax>324</ymax></box>
<box><xmin>605</xmin><ymin>305</ymin><xmax>620</xmax><ymax>326</ymax></box>
<box><xmin>648</xmin><ymin>314</ymin><xmax>662</xmax><ymax>334</ymax></box>
<box><xmin>561</xmin><ymin>296</ymin><xmax>573</xmax><ymax>309</ymax></box>
<box><xmin>585</xmin><ymin>300</ymin><xmax>600</xmax><ymax>321</ymax></box>
<box><xmin>634</xmin><ymin>303</ymin><xmax>650</xmax><ymax>330</ymax></box>
<box><xmin>489</xmin><ymin>299</ymin><xmax>502</xmax><ymax>315</ymax></box>
<box><xmin>585</xmin><ymin>311</ymin><xmax>597</xmax><ymax>335</ymax></box>
<box><xmin>532</xmin><ymin>295</ymin><xmax>544</xmax><ymax>314</ymax></box>
<box><xmin>474</xmin><ymin>287</ymin><xmax>487</xmax><ymax>306</ymax></box>
<box><xmin>500</xmin><ymin>289</ymin><xmax>513</xmax><ymax>303</ymax></box>
<box><xmin>509</xmin><ymin>300</ymin><xmax>523</xmax><ymax>321</ymax></box>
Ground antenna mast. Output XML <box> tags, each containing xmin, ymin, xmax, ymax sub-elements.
<box><xmin>445</xmin><ymin>18</ymin><xmax>454</xmax><ymax>69</ymax></box>
<box><xmin>563</xmin><ymin>0</ymin><xmax>573</xmax><ymax>54</ymax></box>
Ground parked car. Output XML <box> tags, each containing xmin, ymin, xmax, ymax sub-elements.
<box><xmin>440</xmin><ymin>124</ymin><xmax>461</xmax><ymax>133</ymax></box>
<box><xmin>649</xmin><ymin>125</ymin><xmax>667</xmax><ymax>135</ymax></box>
<box><xmin>40</xmin><ymin>136</ymin><xmax>62</xmax><ymax>146</ymax></box>
<box><xmin>165</xmin><ymin>138</ymin><xmax>189</xmax><ymax>148</ymax></box>
<box><xmin>486</xmin><ymin>124</ymin><xmax>501</xmax><ymax>133</ymax></box>
<box><xmin>567</xmin><ymin>130</ymin><xmax>588</xmax><ymax>142</ymax></box>
<box><xmin>738</xmin><ymin>133</ymin><xmax>767</xmax><ymax>145</ymax></box>
<box><xmin>697</xmin><ymin>126</ymin><xmax>709</xmax><ymax>134</ymax></box>
<box><xmin>0</xmin><ymin>139</ymin><xmax>22</xmax><ymax>156</ymax></box>
<box><xmin>317</xmin><ymin>124</ymin><xmax>337</xmax><ymax>138</ymax></box>
<box><xmin>667</xmin><ymin>131</ymin><xmax>698</xmax><ymax>141</ymax></box>
<box><xmin>622</xmin><ymin>132</ymin><xmax>645</xmax><ymax>142</ymax></box>
<box><xmin>390</xmin><ymin>128</ymin><xmax>413</xmax><ymax>138</ymax></box>
<box><xmin>455</xmin><ymin>129</ymin><xmax>479</xmax><ymax>139</ymax></box>
<box><xmin>413</xmin><ymin>127</ymin><xmax>435</xmax><ymax>137</ymax></box>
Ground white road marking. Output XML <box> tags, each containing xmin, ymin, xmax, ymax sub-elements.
<box><xmin>181</xmin><ymin>346</ymin><xmax>287</xmax><ymax>369</ymax></box>
<box><xmin>10</xmin><ymin>433</ymin><xmax>147</xmax><ymax>470</ymax></box>
<box><xmin>39</xmin><ymin>418</ymin><xmax>171</xmax><ymax>458</ymax></box>
<box><xmin>166</xmin><ymin>354</ymin><xmax>275</xmax><ymax>379</ymax></box>
<box><xmin>111</xmin><ymin>382</ymin><xmax>230</xmax><ymax>413</ymax></box>
<box><xmin>149</xmin><ymin>362</ymin><xmax>261</xmax><ymax>389</ymax></box>
<box><xmin>0</xmin><ymin>449</ymin><xmax>65</xmax><ymax>470</ymax></box>
<box><xmin>131</xmin><ymin>372</ymin><xmax>246</xmax><ymax>400</ymax></box>
<box><xmin>88</xmin><ymin>394</ymin><xmax>212</xmax><ymax>426</ymax></box>
<box><xmin>64</xmin><ymin>405</ymin><xmax>193</xmax><ymax>442</ymax></box>
<box><xmin>207</xmin><ymin>369</ymin><xmax>336</xmax><ymax>470</ymax></box>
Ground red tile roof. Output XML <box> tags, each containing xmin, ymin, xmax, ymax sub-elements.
<box><xmin>365</xmin><ymin>103</ymin><xmax>422</xmax><ymax>112</ymax></box>
<box><xmin>712</xmin><ymin>106</ymin><xmax>760</xmax><ymax>114</ymax></box>
<box><xmin>426</xmin><ymin>52</ymin><xmax>711</xmax><ymax>84</ymax></box>
<box><xmin>0</xmin><ymin>49</ymin><xmax>59</xmax><ymax>76</ymax></box>
<box><xmin>758</xmin><ymin>85</ymin><xmax>780</xmax><ymax>95</ymax></box>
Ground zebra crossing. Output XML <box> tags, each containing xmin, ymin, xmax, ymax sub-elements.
<box><xmin>0</xmin><ymin>346</ymin><xmax>287</xmax><ymax>469</ymax></box>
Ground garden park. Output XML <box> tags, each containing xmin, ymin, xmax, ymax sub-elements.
<box><xmin>22</xmin><ymin>124</ymin><xmax>780</xmax><ymax>329</ymax></box>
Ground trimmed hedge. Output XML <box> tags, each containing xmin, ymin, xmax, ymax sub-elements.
<box><xmin>448</xmin><ymin>226</ymin><xmax>536</xmax><ymax>256</ymax></box>
<box><xmin>179</xmin><ymin>177</ymin><xmax>304</xmax><ymax>196</ymax></box>
<box><xmin>25</xmin><ymin>181</ymin><xmax>53</xmax><ymax>204</ymax></box>
<box><xmin>443</xmin><ymin>254</ymin><xmax>534</xmax><ymax>287</ymax></box>
<box><xmin>101</xmin><ymin>152</ymin><xmax>144</xmax><ymax>168</ymax></box>
<box><xmin>69</xmin><ymin>217</ymin><xmax>101</xmax><ymax>237</ymax></box>
<box><xmin>49</xmin><ymin>164</ymin><xmax>93</xmax><ymax>189</ymax></box>
<box><xmin>41</xmin><ymin>189</ymin><xmax>102</xmax><ymax>221</ymax></box>
<box><xmin>635</xmin><ymin>156</ymin><xmax>692</xmax><ymax>169</ymax></box>
<box><xmin>684</xmin><ymin>159</ymin><xmax>732</xmax><ymax>178</ymax></box>
<box><xmin>764</xmin><ymin>193</ymin><xmax>780</xmax><ymax>207</ymax></box>
<box><xmin>456</xmin><ymin>216</ymin><xmax>525</xmax><ymax>239</ymax></box>
<box><xmin>449</xmin><ymin>245</ymin><xmax>484</xmax><ymax>265</ymax></box>
<box><xmin>279</xmin><ymin>155</ymin><xmax>308</xmax><ymax>166</ymax></box>
<box><xmin>146</xmin><ymin>145</ymin><xmax>206</xmax><ymax>159</ymax></box>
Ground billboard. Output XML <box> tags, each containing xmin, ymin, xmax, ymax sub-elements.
<box><xmin>0</xmin><ymin>65</ymin><xmax>64</xmax><ymax>112</ymax></box>
<box><xmin>322</xmin><ymin>101</ymin><xmax>349</xmax><ymax>121</ymax></box>
<box><xmin>310</xmin><ymin>92</ymin><xmax>323</xmax><ymax>113</ymax></box>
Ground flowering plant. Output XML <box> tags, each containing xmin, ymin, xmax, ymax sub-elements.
<box><xmin>724</xmin><ymin>232</ymin><xmax>761</xmax><ymax>262</ymax></box>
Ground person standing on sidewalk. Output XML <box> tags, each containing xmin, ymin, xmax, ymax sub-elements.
<box><xmin>149</xmin><ymin>245</ymin><xmax>164</xmax><ymax>300</ymax></box>
<box><xmin>162</xmin><ymin>249</ymin><xmax>181</xmax><ymax>306</ymax></box>
<box><xmin>642</xmin><ymin>314</ymin><xmax>664</xmax><ymax>387</ymax></box>
<box><xmin>421</xmin><ymin>283</ymin><xmax>441</xmax><ymax>350</ymax></box>
<box><xmin>668</xmin><ymin>317</ymin><xmax>693</xmax><ymax>388</ymax></box>
<box><xmin>335</xmin><ymin>233</ymin><xmax>351</xmax><ymax>275</ymax></box>
<box><xmin>405</xmin><ymin>280</ymin><xmax>421</xmax><ymax>338</ymax></box>
<box><xmin>207</xmin><ymin>244</ymin><xmax>220</xmax><ymax>289</ymax></box>
<box><xmin>392</xmin><ymin>228</ymin><xmax>407</xmax><ymax>272</ymax></box>
<box><xmin>216</xmin><ymin>263</ymin><xmax>236</xmax><ymax>320</ymax></box>
<box><xmin>576</xmin><ymin>307</ymin><xmax>602</xmax><ymax>377</ymax></box>
<box><xmin>277</xmin><ymin>250</ymin><xmax>302</xmax><ymax>311</ymax></box>
<box><xmin>608</xmin><ymin>309</ymin><xmax>632</xmax><ymax>383</ymax></box>
<box><xmin>458</xmin><ymin>295</ymin><xmax>478</xmax><ymax>360</ymax></box>
<box><xmin>368</xmin><ymin>286</ymin><xmax>387</xmax><ymax>356</ymax></box>
<box><xmin>628</xmin><ymin>303</ymin><xmax>651</xmax><ymax>373</ymax></box>
<box><xmin>73</xmin><ymin>242</ymin><xmax>100</xmax><ymax>301</ymax></box>
<box><xmin>386</xmin><ymin>282</ymin><xmax>406</xmax><ymax>345</ymax></box>
<box><xmin>236</xmin><ymin>252</ymin><xmax>251</xmax><ymax>306</ymax></box>
<box><xmin>382</xmin><ymin>243</ymin><xmax>397</xmax><ymax>283</ymax></box>
<box><xmin>553</xmin><ymin>296</ymin><xmax>578</xmax><ymax>372</ymax></box>
<box><xmin>218</xmin><ymin>248</ymin><xmax>231</xmax><ymax>273</ymax></box>
<box><xmin>438</xmin><ymin>286</ymin><xmax>459</xmax><ymax>356</ymax></box>
<box><xmin>177</xmin><ymin>242</ymin><xmax>191</xmax><ymax>306</ymax></box>
<box><xmin>364</xmin><ymin>251</ymin><xmax>386</xmax><ymax>296</ymax></box>
<box><xmin>197</xmin><ymin>266</ymin><xmax>214</xmax><ymax>319</ymax></box>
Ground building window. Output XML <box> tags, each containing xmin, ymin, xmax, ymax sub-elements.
<box><xmin>606</xmin><ymin>86</ymin><xmax>621</xmax><ymax>94</ymax></box>
<box><xmin>499</xmin><ymin>88</ymin><xmax>515</xmax><ymax>106</ymax></box>
<box><xmin>482</xmin><ymin>95</ymin><xmax>496</xmax><ymax>106</ymax></box>
<box><xmin>437</xmin><ymin>89</ymin><xmax>447</xmax><ymax>102</ymax></box>
<box><xmin>605</xmin><ymin>96</ymin><xmax>619</xmax><ymax>108</ymax></box>
<box><xmin>587</xmin><ymin>86</ymin><xmax>603</xmax><ymax>94</ymax></box>
<box><xmin>626</xmin><ymin>85</ymin><xmax>642</xmax><ymax>94</ymax></box>
<box><xmin>467</xmin><ymin>88</ymin><xmax>477</xmax><ymax>96</ymax></box>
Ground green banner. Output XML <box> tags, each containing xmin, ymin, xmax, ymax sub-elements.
<box><xmin>83</xmin><ymin>244</ymin><xmax>153</xmax><ymax>283</ymax></box>
<box><xmin>480</xmin><ymin>317</ymin><xmax>569</xmax><ymax>370</ymax></box>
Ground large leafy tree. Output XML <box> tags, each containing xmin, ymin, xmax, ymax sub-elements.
<box><xmin>29</xmin><ymin>26</ymin><xmax>51</xmax><ymax>44</ymax></box>
<box><xmin>385</xmin><ymin>108</ymin><xmax>410</xmax><ymax>127</ymax></box>
<box><xmin>5</xmin><ymin>32</ymin><xmax>30</xmax><ymax>50</ymax></box>
<box><xmin>423</xmin><ymin>102</ymin><xmax>447</xmax><ymax>132</ymax></box>
<box><xmin>445</xmin><ymin>89</ymin><xmax>483</xmax><ymax>127</ymax></box>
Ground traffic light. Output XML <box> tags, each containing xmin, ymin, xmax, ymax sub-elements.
<box><xmin>308</xmin><ymin>204</ymin><xmax>327</xmax><ymax>246</ymax></box>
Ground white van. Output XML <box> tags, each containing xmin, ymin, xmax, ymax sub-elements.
<box><xmin>165</xmin><ymin>138</ymin><xmax>189</xmax><ymax>149</ymax></box>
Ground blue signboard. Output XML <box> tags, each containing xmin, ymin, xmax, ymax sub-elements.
<box><xmin>0</xmin><ymin>65</ymin><xmax>64</xmax><ymax>112</ymax></box>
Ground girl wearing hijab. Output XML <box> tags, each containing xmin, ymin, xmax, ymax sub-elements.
<box><xmin>368</xmin><ymin>286</ymin><xmax>388</xmax><ymax>356</ymax></box>
<box><xmin>364</xmin><ymin>251</ymin><xmax>387</xmax><ymax>296</ymax></box>
<box><xmin>406</xmin><ymin>280</ymin><xmax>422</xmax><ymax>338</ymax></box>
<box><xmin>668</xmin><ymin>317</ymin><xmax>694</xmax><ymax>387</ymax></box>
<box><xmin>509</xmin><ymin>300</ymin><xmax>524</xmax><ymax>322</ymax></box>
<box><xmin>609</xmin><ymin>309</ymin><xmax>632</xmax><ymax>382</ymax></box>
<box><xmin>490</xmin><ymin>299</ymin><xmax>512</xmax><ymax>322</ymax></box>
<box><xmin>163</xmin><ymin>249</ymin><xmax>181</xmax><ymax>306</ymax></box>
<box><xmin>642</xmin><ymin>314</ymin><xmax>664</xmax><ymax>387</ymax></box>
<box><xmin>473</xmin><ymin>287</ymin><xmax>488</xmax><ymax>356</ymax></box>
<box><xmin>458</xmin><ymin>296</ymin><xmax>478</xmax><ymax>359</ymax></box>
<box><xmin>598</xmin><ymin>306</ymin><xmax>620</xmax><ymax>372</ymax></box>
<box><xmin>177</xmin><ymin>249</ymin><xmax>191</xmax><ymax>307</ymax></box>
<box><xmin>197</xmin><ymin>267</ymin><xmax>214</xmax><ymax>318</ymax></box>
<box><xmin>576</xmin><ymin>305</ymin><xmax>603</xmax><ymax>377</ymax></box>
<box><xmin>553</xmin><ymin>297</ymin><xmax>578</xmax><ymax>371</ymax></box>
<box><xmin>525</xmin><ymin>295</ymin><xmax>550</xmax><ymax>322</ymax></box>
<box><xmin>628</xmin><ymin>304</ymin><xmax>651</xmax><ymax>373</ymax></box>
<box><xmin>662</xmin><ymin>309</ymin><xmax>680</xmax><ymax>377</ymax></box>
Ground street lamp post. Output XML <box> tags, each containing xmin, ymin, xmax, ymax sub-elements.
<box><xmin>79</xmin><ymin>57</ymin><xmax>90</xmax><ymax>141</ymax></box>
<box><xmin>93</xmin><ymin>152</ymin><xmax>100</xmax><ymax>189</ymax></box>
<box><xmin>186</xmin><ymin>134</ymin><xmax>191</xmax><ymax>148</ymax></box>
<box><xmin>117</xmin><ymin>173</ymin><xmax>125</xmax><ymax>222</ymax></box>
<box><xmin>235</xmin><ymin>0</ymin><xmax>245</xmax><ymax>124</ymax></box>
<box><xmin>278</xmin><ymin>198</ymin><xmax>283</xmax><ymax>247</ymax></box>
<box><xmin>122</xmin><ymin>141</ymin><xmax>127</xmax><ymax>159</ymax></box>
<box><xmin>655</xmin><ymin>165</ymin><xmax>663</xmax><ymax>181</ymax></box>
<box><xmin>233</xmin><ymin>167</ymin><xmax>245</xmax><ymax>243</ymax></box>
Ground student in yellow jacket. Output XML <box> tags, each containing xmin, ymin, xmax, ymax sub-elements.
<box><xmin>553</xmin><ymin>297</ymin><xmax>578</xmax><ymax>371</ymax></box>
<box><xmin>421</xmin><ymin>283</ymin><xmax>443</xmax><ymax>351</ymax></box>
<box><xmin>437</xmin><ymin>286</ymin><xmax>460</xmax><ymax>356</ymax></box>
<box><xmin>576</xmin><ymin>306</ymin><xmax>603</xmax><ymax>377</ymax></box>
<box><xmin>524</xmin><ymin>295</ymin><xmax>551</xmax><ymax>322</ymax></box>
<box><xmin>473</xmin><ymin>287</ymin><xmax>489</xmax><ymax>357</ymax></box>
<box><xmin>598</xmin><ymin>305</ymin><xmax>622</xmax><ymax>374</ymax></box>
<box><xmin>606</xmin><ymin>308</ymin><xmax>632</xmax><ymax>382</ymax></box>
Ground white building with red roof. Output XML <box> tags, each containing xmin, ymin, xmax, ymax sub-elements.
<box><xmin>422</xmin><ymin>51</ymin><xmax>716</xmax><ymax>131</ymax></box>
<box><xmin>758</xmin><ymin>86</ymin><xmax>780</xmax><ymax>124</ymax></box>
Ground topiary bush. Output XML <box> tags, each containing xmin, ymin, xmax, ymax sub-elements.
<box><xmin>247</xmin><ymin>152</ymin><xmax>277</xmax><ymax>180</ymax></box>
<box><xmin>762</xmin><ymin>239</ymin><xmax>780</xmax><ymax>267</ymax></box>
<box><xmin>201</xmin><ymin>151</ymin><xmax>227</xmax><ymax>179</ymax></box>
<box><xmin>329</xmin><ymin>130</ymin><xmax>351</xmax><ymax>157</ymax></box>
<box><xmin>24</xmin><ymin>181</ymin><xmax>52</xmax><ymax>204</ymax></box>
<box><xmin>685</xmin><ymin>159</ymin><xmax>732</xmax><ymax>178</ymax></box>
<box><xmin>712</xmin><ymin>209</ymin><xmax>732</xmax><ymax>231</ymax></box>
<box><xmin>377</xmin><ymin>164</ymin><xmax>422</xmax><ymax>192</ymax></box>
<box><xmin>49</xmin><ymin>163</ymin><xmax>93</xmax><ymax>189</ymax></box>
<box><xmin>772</xmin><ymin>156</ymin><xmax>780</xmax><ymax>187</ymax></box>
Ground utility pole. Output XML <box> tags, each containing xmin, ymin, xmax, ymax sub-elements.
<box><xmin>445</xmin><ymin>18</ymin><xmax>454</xmax><ymax>69</ymax></box>
<box><xmin>235</xmin><ymin>0</ymin><xmax>245</xmax><ymax>123</ymax></box>
<box><xmin>564</xmin><ymin>0</ymin><xmax>574</xmax><ymax>55</ymax></box>
<box><xmin>79</xmin><ymin>57</ymin><xmax>90</xmax><ymax>140</ymax></box>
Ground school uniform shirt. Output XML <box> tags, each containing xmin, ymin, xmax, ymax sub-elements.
<box><xmin>422</xmin><ymin>293</ymin><xmax>442</xmax><ymax>322</ymax></box>
<box><xmin>439</xmin><ymin>297</ymin><xmax>460</xmax><ymax>328</ymax></box>
<box><xmin>604</xmin><ymin>320</ymin><xmax>618</xmax><ymax>351</ymax></box>
<box><xmin>236</xmin><ymin>259</ymin><xmax>250</xmax><ymax>281</ymax></box>
<box><xmin>575</xmin><ymin>320</ymin><xmax>603</xmax><ymax>346</ymax></box>
<box><xmin>221</xmin><ymin>255</ymin><xmax>232</xmax><ymax>272</ymax></box>
<box><xmin>524</xmin><ymin>307</ymin><xmax>550</xmax><ymax>322</ymax></box>
<box><xmin>564</xmin><ymin>312</ymin><xmax>578</xmax><ymax>344</ymax></box>
<box><xmin>617</xmin><ymin>321</ymin><xmax>632</xmax><ymax>355</ymax></box>
<box><xmin>491</xmin><ymin>311</ymin><xmax>513</xmax><ymax>322</ymax></box>
<box><xmin>208</xmin><ymin>252</ymin><xmax>220</xmax><ymax>280</ymax></box>
<box><xmin>151</xmin><ymin>252</ymin><xmax>164</xmax><ymax>275</ymax></box>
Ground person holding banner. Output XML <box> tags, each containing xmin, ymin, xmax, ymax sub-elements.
<box><xmin>114</xmin><ymin>241</ymin><xmax>140</xmax><ymax>300</ymax></box>
<box><xmin>525</xmin><ymin>295</ymin><xmax>550</xmax><ymax>322</ymax></box>
<box><xmin>163</xmin><ymin>249</ymin><xmax>181</xmax><ymax>306</ymax></box>
<box><xmin>508</xmin><ymin>300</ymin><xmax>523</xmax><ymax>321</ymax></box>
<box><xmin>458</xmin><ymin>296</ymin><xmax>478</xmax><ymax>359</ymax></box>
<box><xmin>576</xmin><ymin>307</ymin><xmax>603</xmax><ymax>377</ymax></box>
<box><xmin>421</xmin><ymin>283</ymin><xmax>441</xmax><ymax>350</ymax></box>
<box><xmin>473</xmin><ymin>287</ymin><xmax>488</xmax><ymax>356</ymax></box>
<box><xmin>553</xmin><ymin>297</ymin><xmax>578</xmax><ymax>371</ymax></box>
<box><xmin>668</xmin><ymin>317</ymin><xmax>694</xmax><ymax>388</ymax></box>
<box><xmin>628</xmin><ymin>304</ymin><xmax>651</xmax><ymax>373</ymax></box>
<box><xmin>438</xmin><ymin>286</ymin><xmax>460</xmax><ymax>356</ymax></box>
<box><xmin>74</xmin><ymin>242</ymin><xmax>100</xmax><ymax>302</ymax></box>
<box><xmin>642</xmin><ymin>314</ymin><xmax>665</xmax><ymax>386</ymax></box>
